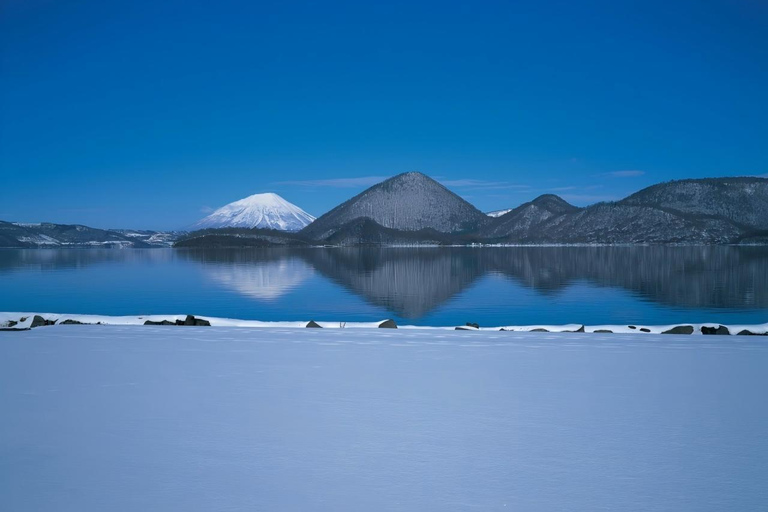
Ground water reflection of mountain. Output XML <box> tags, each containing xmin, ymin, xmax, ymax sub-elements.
<box><xmin>300</xmin><ymin>249</ymin><xmax>486</xmax><ymax>318</ymax></box>
<box><xmin>482</xmin><ymin>246</ymin><xmax>768</xmax><ymax>310</ymax></box>
<box><xmin>305</xmin><ymin>246</ymin><xmax>768</xmax><ymax>314</ymax></box>
<box><xmin>0</xmin><ymin>248</ymin><xmax>174</xmax><ymax>273</ymax></box>
<box><xmin>177</xmin><ymin>246</ymin><xmax>768</xmax><ymax>316</ymax></box>
<box><xmin>4</xmin><ymin>247</ymin><xmax>766</xmax><ymax>317</ymax></box>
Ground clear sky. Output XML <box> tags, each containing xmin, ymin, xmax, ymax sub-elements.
<box><xmin>1</xmin><ymin>0</ymin><xmax>766</xmax><ymax>230</ymax></box>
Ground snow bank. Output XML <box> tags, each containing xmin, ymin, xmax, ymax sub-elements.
<box><xmin>1</xmin><ymin>312</ymin><xmax>766</xmax><ymax>335</ymax></box>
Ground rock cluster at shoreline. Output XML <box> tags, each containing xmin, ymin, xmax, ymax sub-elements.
<box><xmin>144</xmin><ymin>315</ymin><xmax>211</xmax><ymax>327</ymax></box>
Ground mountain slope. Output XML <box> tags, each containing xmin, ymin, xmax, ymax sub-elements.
<box><xmin>174</xmin><ymin>227</ymin><xmax>309</xmax><ymax>248</ymax></box>
<box><xmin>301</xmin><ymin>172</ymin><xmax>488</xmax><ymax>240</ymax></box>
<box><xmin>619</xmin><ymin>177</ymin><xmax>768</xmax><ymax>230</ymax></box>
<box><xmin>530</xmin><ymin>203</ymin><xmax>742</xmax><ymax>244</ymax></box>
<box><xmin>482</xmin><ymin>178</ymin><xmax>768</xmax><ymax>244</ymax></box>
<box><xmin>0</xmin><ymin>221</ymin><xmax>157</xmax><ymax>248</ymax></box>
<box><xmin>482</xmin><ymin>194</ymin><xmax>579</xmax><ymax>239</ymax></box>
<box><xmin>321</xmin><ymin>218</ymin><xmax>457</xmax><ymax>246</ymax></box>
<box><xmin>192</xmin><ymin>193</ymin><xmax>315</xmax><ymax>231</ymax></box>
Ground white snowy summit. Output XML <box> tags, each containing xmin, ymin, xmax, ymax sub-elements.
<box><xmin>191</xmin><ymin>193</ymin><xmax>315</xmax><ymax>231</ymax></box>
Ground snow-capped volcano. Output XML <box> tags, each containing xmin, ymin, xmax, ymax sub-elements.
<box><xmin>191</xmin><ymin>193</ymin><xmax>315</xmax><ymax>231</ymax></box>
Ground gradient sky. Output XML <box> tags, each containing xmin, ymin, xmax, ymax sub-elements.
<box><xmin>1</xmin><ymin>0</ymin><xmax>766</xmax><ymax>230</ymax></box>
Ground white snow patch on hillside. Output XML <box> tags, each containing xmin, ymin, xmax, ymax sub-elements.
<box><xmin>486</xmin><ymin>208</ymin><xmax>514</xmax><ymax>217</ymax></box>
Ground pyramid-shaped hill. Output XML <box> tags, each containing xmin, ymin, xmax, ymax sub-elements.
<box><xmin>300</xmin><ymin>172</ymin><xmax>488</xmax><ymax>240</ymax></box>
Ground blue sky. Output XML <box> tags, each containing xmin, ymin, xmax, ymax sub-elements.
<box><xmin>1</xmin><ymin>0</ymin><xmax>766</xmax><ymax>230</ymax></box>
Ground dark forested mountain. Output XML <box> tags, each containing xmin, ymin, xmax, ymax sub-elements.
<box><xmin>481</xmin><ymin>194</ymin><xmax>580</xmax><ymax>239</ymax></box>
<box><xmin>0</xmin><ymin>221</ymin><xmax>178</xmax><ymax>248</ymax></box>
<box><xmin>321</xmin><ymin>218</ymin><xmax>461</xmax><ymax>246</ymax></box>
<box><xmin>619</xmin><ymin>177</ymin><xmax>768</xmax><ymax>230</ymax></box>
<box><xmin>300</xmin><ymin>172</ymin><xmax>488</xmax><ymax>240</ymax></box>
<box><xmin>175</xmin><ymin>219</ymin><xmax>468</xmax><ymax>247</ymax></box>
<box><xmin>174</xmin><ymin>227</ymin><xmax>309</xmax><ymax>248</ymax></box>
<box><xmin>484</xmin><ymin>177</ymin><xmax>768</xmax><ymax>244</ymax></box>
<box><xmin>517</xmin><ymin>203</ymin><xmax>742</xmax><ymax>244</ymax></box>
<box><xmin>110</xmin><ymin>229</ymin><xmax>181</xmax><ymax>247</ymax></box>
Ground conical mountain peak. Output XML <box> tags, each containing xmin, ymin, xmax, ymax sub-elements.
<box><xmin>301</xmin><ymin>172</ymin><xmax>488</xmax><ymax>240</ymax></box>
<box><xmin>191</xmin><ymin>192</ymin><xmax>315</xmax><ymax>231</ymax></box>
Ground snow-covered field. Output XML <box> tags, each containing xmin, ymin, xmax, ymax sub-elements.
<box><xmin>1</xmin><ymin>326</ymin><xmax>767</xmax><ymax>511</ymax></box>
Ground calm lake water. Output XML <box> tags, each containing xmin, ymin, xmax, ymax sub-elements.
<box><xmin>1</xmin><ymin>247</ymin><xmax>767</xmax><ymax>326</ymax></box>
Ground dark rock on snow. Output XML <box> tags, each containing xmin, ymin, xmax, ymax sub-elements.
<box><xmin>306</xmin><ymin>320</ymin><xmax>322</xmax><ymax>328</ymax></box>
<box><xmin>30</xmin><ymin>315</ymin><xmax>55</xmax><ymax>328</ymax></box>
<box><xmin>144</xmin><ymin>315</ymin><xmax>210</xmax><ymax>326</ymax></box>
<box><xmin>378</xmin><ymin>319</ymin><xmax>398</xmax><ymax>329</ymax></box>
<box><xmin>701</xmin><ymin>325</ymin><xmax>730</xmax><ymax>335</ymax></box>
<box><xmin>662</xmin><ymin>325</ymin><xmax>694</xmax><ymax>335</ymax></box>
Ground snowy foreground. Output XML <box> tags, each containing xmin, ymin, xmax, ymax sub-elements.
<box><xmin>1</xmin><ymin>326</ymin><xmax>767</xmax><ymax>511</ymax></box>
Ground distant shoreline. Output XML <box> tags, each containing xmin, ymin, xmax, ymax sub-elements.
<box><xmin>3</xmin><ymin>242</ymin><xmax>768</xmax><ymax>250</ymax></box>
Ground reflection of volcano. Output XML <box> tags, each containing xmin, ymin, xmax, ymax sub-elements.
<box><xmin>175</xmin><ymin>249</ymin><xmax>314</xmax><ymax>301</ymax></box>
<box><xmin>206</xmin><ymin>259</ymin><xmax>313</xmax><ymax>300</ymax></box>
